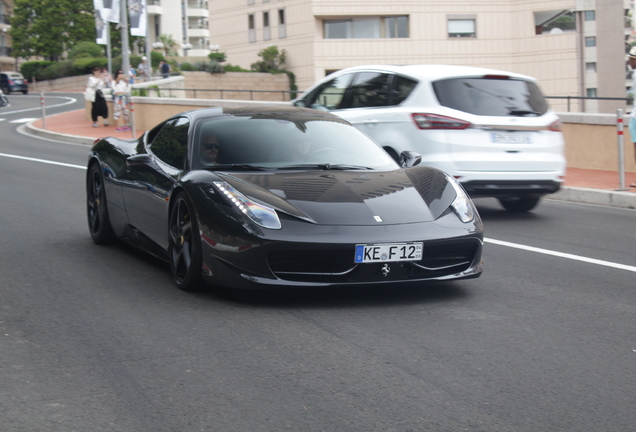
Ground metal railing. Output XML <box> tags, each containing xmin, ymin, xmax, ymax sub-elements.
<box><xmin>137</xmin><ymin>87</ymin><xmax>297</xmax><ymax>101</ymax></box>
<box><xmin>545</xmin><ymin>95</ymin><xmax>633</xmax><ymax>112</ymax></box>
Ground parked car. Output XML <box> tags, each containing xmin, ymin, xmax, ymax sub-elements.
<box><xmin>86</xmin><ymin>106</ymin><xmax>483</xmax><ymax>291</ymax></box>
<box><xmin>293</xmin><ymin>65</ymin><xmax>566</xmax><ymax>212</ymax></box>
<box><xmin>0</xmin><ymin>72</ymin><xmax>29</xmax><ymax>95</ymax></box>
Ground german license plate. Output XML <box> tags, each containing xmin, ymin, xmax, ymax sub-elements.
<box><xmin>491</xmin><ymin>132</ymin><xmax>532</xmax><ymax>144</ymax></box>
<box><xmin>354</xmin><ymin>242</ymin><xmax>423</xmax><ymax>263</ymax></box>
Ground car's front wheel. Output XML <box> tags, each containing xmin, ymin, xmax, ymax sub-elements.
<box><xmin>86</xmin><ymin>163</ymin><xmax>115</xmax><ymax>243</ymax></box>
<box><xmin>169</xmin><ymin>192</ymin><xmax>203</xmax><ymax>291</ymax></box>
<box><xmin>498</xmin><ymin>196</ymin><xmax>541</xmax><ymax>212</ymax></box>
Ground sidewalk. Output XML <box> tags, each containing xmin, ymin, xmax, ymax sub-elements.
<box><xmin>26</xmin><ymin>109</ymin><xmax>636</xmax><ymax>210</ymax></box>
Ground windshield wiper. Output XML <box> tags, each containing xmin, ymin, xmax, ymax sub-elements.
<box><xmin>277</xmin><ymin>164</ymin><xmax>373</xmax><ymax>171</ymax></box>
<box><xmin>204</xmin><ymin>164</ymin><xmax>273</xmax><ymax>171</ymax></box>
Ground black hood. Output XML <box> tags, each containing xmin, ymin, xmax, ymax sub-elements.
<box><xmin>219</xmin><ymin>166</ymin><xmax>456</xmax><ymax>225</ymax></box>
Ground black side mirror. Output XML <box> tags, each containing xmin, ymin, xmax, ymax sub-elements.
<box><xmin>292</xmin><ymin>99</ymin><xmax>306</xmax><ymax>107</ymax></box>
<box><xmin>399</xmin><ymin>151</ymin><xmax>422</xmax><ymax>168</ymax></box>
<box><xmin>126</xmin><ymin>153</ymin><xmax>157</xmax><ymax>172</ymax></box>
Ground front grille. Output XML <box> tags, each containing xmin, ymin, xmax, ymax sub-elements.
<box><xmin>267</xmin><ymin>239</ymin><xmax>480</xmax><ymax>283</ymax></box>
<box><xmin>268</xmin><ymin>250</ymin><xmax>355</xmax><ymax>276</ymax></box>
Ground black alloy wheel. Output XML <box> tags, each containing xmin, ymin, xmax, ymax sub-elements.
<box><xmin>498</xmin><ymin>196</ymin><xmax>541</xmax><ymax>213</ymax></box>
<box><xmin>86</xmin><ymin>163</ymin><xmax>115</xmax><ymax>243</ymax></box>
<box><xmin>169</xmin><ymin>192</ymin><xmax>203</xmax><ymax>291</ymax></box>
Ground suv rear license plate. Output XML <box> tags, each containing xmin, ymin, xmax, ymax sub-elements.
<box><xmin>491</xmin><ymin>132</ymin><xmax>532</xmax><ymax>144</ymax></box>
<box><xmin>355</xmin><ymin>242</ymin><xmax>423</xmax><ymax>263</ymax></box>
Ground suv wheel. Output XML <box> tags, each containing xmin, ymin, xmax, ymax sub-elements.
<box><xmin>498</xmin><ymin>196</ymin><xmax>541</xmax><ymax>213</ymax></box>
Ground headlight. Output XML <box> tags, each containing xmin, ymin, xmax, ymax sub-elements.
<box><xmin>214</xmin><ymin>181</ymin><xmax>282</xmax><ymax>230</ymax></box>
<box><xmin>446</xmin><ymin>175</ymin><xmax>475</xmax><ymax>223</ymax></box>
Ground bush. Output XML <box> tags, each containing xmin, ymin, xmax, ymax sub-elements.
<box><xmin>72</xmin><ymin>57</ymin><xmax>108</xmax><ymax>75</ymax></box>
<box><xmin>68</xmin><ymin>42</ymin><xmax>104</xmax><ymax>60</ymax></box>
<box><xmin>180</xmin><ymin>62</ymin><xmax>193</xmax><ymax>71</ymax></box>
<box><xmin>208</xmin><ymin>52</ymin><xmax>227</xmax><ymax>63</ymax></box>
<box><xmin>40</xmin><ymin>61</ymin><xmax>74</xmax><ymax>81</ymax></box>
<box><xmin>20</xmin><ymin>61</ymin><xmax>55</xmax><ymax>81</ymax></box>
<box><xmin>223</xmin><ymin>64</ymin><xmax>251</xmax><ymax>72</ymax></box>
<box><xmin>150</xmin><ymin>51</ymin><xmax>165</xmax><ymax>70</ymax></box>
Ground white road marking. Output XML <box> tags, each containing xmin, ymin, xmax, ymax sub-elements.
<box><xmin>0</xmin><ymin>152</ymin><xmax>86</xmax><ymax>170</ymax></box>
<box><xmin>10</xmin><ymin>118</ymin><xmax>37</xmax><ymax>124</ymax></box>
<box><xmin>1</xmin><ymin>149</ymin><xmax>634</xmax><ymax>274</ymax></box>
<box><xmin>0</xmin><ymin>96</ymin><xmax>77</xmax><ymax>115</ymax></box>
<box><xmin>485</xmin><ymin>238</ymin><xmax>636</xmax><ymax>273</ymax></box>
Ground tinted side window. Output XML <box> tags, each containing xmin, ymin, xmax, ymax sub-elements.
<box><xmin>348</xmin><ymin>72</ymin><xmax>390</xmax><ymax>108</ymax></box>
<box><xmin>432</xmin><ymin>77</ymin><xmax>549</xmax><ymax>116</ymax></box>
<box><xmin>150</xmin><ymin>117</ymin><xmax>190</xmax><ymax>168</ymax></box>
<box><xmin>306</xmin><ymin>74</ymin><xmax>353</xmax><ymax>110</ymax></box>
<box><xmin>389</xmin><ymin>75</ymin><xmax>418</xmax><ymax>105</ymax></box>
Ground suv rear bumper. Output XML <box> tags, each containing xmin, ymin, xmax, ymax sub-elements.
<box><xmin>461</xmin><ymin>180</ymin><xmax>561</xmax><ymax>198</ymax></box>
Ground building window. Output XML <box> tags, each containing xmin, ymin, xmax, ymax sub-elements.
<box><xmin>534</xmin><ymin>10</ymin><xmax>575</xmax><ymax>35</ymax></box>
<box><xmin>448</xmin><ymin>17</ymin><xmax>476</xmax><ymax>38</ymax></box>
<box><xmin>585</xmin><ymin>36</ymin><xmax>596</xmax><ymax>47</ymax></box>
<box><xmin>586</xmin><ymin>62</ymin><xmax>596</xmax><ymax>73</ymax></box>
<box><xmin>586</xmin><ymin>88</ymin><xmax>597</xmax><ymax>98</ymax></box>
<box><xmin>384</xmin><ymin>16</ymin><xmax>409</xmax><ymax>38</ymax></box>
<box><xmin>263</xmin><ymin>11</ymin><xmax>271</xmax><ymax>41</ymax></box>
<box><xmin>248</xmin><ymin>14</ymin><xmax>256</xmax><ymax>43</ymax></box>
<box><xmin>247</xmin><ymin>0</ymin><xmax>254</xmax><ymax>5</ymax></box>
<box><xmin>278</xmin><ymin>9</ymin><xmax>286</xmax><ymax>38</ymax></box>
<box><xmin>584</xmin><ymin>10</ymin><xmax>595</xmax><ymax>21</ymax></box>
<box><xmin>324</xmin><ymin>16</ymin><xmax>409</xmax><ymax>39</ymax></box>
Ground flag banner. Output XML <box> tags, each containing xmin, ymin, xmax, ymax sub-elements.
<box><xmin>106</xmin><ymin>0</ymin><xmax>120</xmax><ymax>24</ymax></box>
<box><xmin>129</xmin><ymin>0</ymin><xmax>147</xmax><ymax>37</ymax></box>
<box><xmin>93</xmin><ymin>0</ymin><xmax>108</xmax><ymax>45</ymax></box>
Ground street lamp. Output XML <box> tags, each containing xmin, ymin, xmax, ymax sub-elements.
<box><xmin>182</xmin><ymin>42</ymin><xmax>193</xmax><ymax>57</ymax></box>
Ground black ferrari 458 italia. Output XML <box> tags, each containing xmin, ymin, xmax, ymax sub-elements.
<box><xmin>86</xmin><ymin>106</ymin><xmax>483</xmax><ymax>290</ymax></box>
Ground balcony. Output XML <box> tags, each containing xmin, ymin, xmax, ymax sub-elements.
<box><xmin>187</xmin><ymin>0</ymin><xmax>208</xmax><ymax>18</ymax></box>
<box><xmin>187</xmin><ymin>28</ymin><xmax>210</xmax><ymax>38</ymax></box>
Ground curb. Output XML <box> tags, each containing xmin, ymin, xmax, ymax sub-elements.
<box><xmin>25</xmin><ymin>121</ymin><xmax>97</xmax><ymax>146</ymax></box>
<box><xmin>545</xmin><ymin>186</ymin><xmax>636</xmax><ymax>210</ymax></box>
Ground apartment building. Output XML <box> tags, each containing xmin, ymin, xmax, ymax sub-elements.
<box><xmin>0</xmin><ymin>0</ymin><xmax>13</xmax><ymax>72</ymax></box>
<box><xmin>147</xmin><ymin>0</ymin><xmax>210</xmax><ymax>57</ymax></box>
<box><xmin>209</xmin><ymin>0</ymin><xmax>631</xmax><ymax>113</ymax></box>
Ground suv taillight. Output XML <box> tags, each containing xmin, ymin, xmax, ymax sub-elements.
<box><xmin>548</xmin><ymin>119</ymin><xmax>562</xmax><ymax>132</ymax></box>
<box><xmin>411</xmin><ymin>113</ymin><xmax>471</xmax><ymax>130</ymax></box>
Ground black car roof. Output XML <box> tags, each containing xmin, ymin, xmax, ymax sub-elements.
<box><xmin>181</xmin><ymin>105</ymin><xmax>340</xmax><ymax>122</ymax></box>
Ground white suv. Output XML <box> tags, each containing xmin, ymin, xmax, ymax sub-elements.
<box><xmin>293</xmin><ymin>65</ymin><xmax>566</xmax><ymax>212</ymax></box>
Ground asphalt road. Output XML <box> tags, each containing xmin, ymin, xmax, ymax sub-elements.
<box><xmin>1</xmin><ymin>94</ymin><xmax>635</xmax><ymax>432</ymax></box>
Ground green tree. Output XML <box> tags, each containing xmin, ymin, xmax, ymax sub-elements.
<box><xmin>9</xmin><ymin>0</ymin><xmax>96</xmax><ymax>61</ymax></box>
<box><xmin>250</xmin><ymin>46</ymin><xmax>287</xmax><ymax>72</ymax></box>
<box><xmin>158</xmin><ymin>34</ymin><xmax>179</xmax><ymax>57</ymax></box>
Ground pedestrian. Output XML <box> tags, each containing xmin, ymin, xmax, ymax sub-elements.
<box><xmin>128</xmin><ymin>65</ymin><xmax>137</xmax><ymax>84</ymax></box>
<box><xmin>138</xmin><ymin>56</ymin><xmax>150</xmax><ymax>81</ymax></box>
<box><xmin>101</xmin><ymin>67</ymin><xmax>112</xmax><ymax>87</ymax></box>
<box><xmin>160</xmin><ymin>60</ymin><xmax>171</xmax><ymax>78</ymax></box>
<box><xmin>112</xmin><ymin>70</ymin><xmax>131</xmax><ymax>132</ymax></box>
<box><xmin>85</xmin><ymin>67</ymin><xmax>109</xmax><ymax>127</ymax></box>
<box><xmin>628</xmin><ymin>47</ymin><xmax>636</xmax><ymax>187</ymax></box>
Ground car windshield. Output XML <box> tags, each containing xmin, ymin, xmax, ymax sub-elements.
<box><xmin>192</xmin><ymin>113</ymin><xmax>398</xmax><ymax>171</ymax></box>
<box><xmin>432</xmin><ymin>77</ymin><xmax>549</xmax><ymax>116</ymax></box>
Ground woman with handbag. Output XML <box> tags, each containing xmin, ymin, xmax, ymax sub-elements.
<box><xmin>85</xmin><ymin>67</ymin><xmax>109</xmax><ymax>127</ymax></box>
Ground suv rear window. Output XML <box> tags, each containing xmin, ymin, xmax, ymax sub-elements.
<box><xmin>432</xmin><ymin>77</ymin><xmax>548</xmax><ymax>117</ymax></box>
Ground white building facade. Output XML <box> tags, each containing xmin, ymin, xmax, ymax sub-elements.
<box><xmin>147</xmin><ymin>0</ymin><xmax>210</xmax><ymax>57</ymax></box>
<box><xmin>208</xmin><ymin>0</ymin><xmax>632</xmax><ymax>113</ymax></box>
